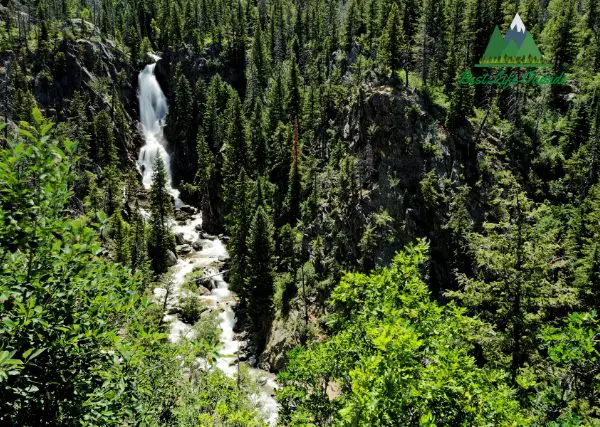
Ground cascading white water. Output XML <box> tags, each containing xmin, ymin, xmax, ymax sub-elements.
<box><xmin>154</xmin><ymin>214</ymin><xmax>279</xmax><ymax>426</ymax></box>
<box><xmin>137</xmin><ymin>57</ymin><xmax>179</xmax><ymax>201</ymax></box>
<box><xmin>138</xmin><ymin>56</ymin><xmax>278</xmax><ymax>425</ymax></box>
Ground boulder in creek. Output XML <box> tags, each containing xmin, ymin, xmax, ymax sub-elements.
<box><xmin>192</xmin><ymin>240</ymin><xmax>203</xmax><ymax>251</ymax></box>
<box><xmin>176</xmin><ymin>232</ymin><xmax>191</xmax><ymax>245</ymax></box>
<box><xmin>196</xmin><ymin>285</ymin><xmax>211</xmax><ymax>296</ymax></box>
<box><xmin>180</xmin><ymin>204</ymin><xmax>197</xmax><ymax>214</ymax></box>
<box><xmin>166</xmin><ymin>250</ymin><xmax>178</xmax><ymax>267</ymax></box>
<box><xmin>221</xmin><ymin>269</ymin><xmax>230</xmax><ymax>282</ymax></box>
<box><xmin>177</xmin><ymin>244</ymin><xmax>193</xmax><ymax>255</ymax></box>
<box><xmin>175</xmin><ymin>210</ymin><xmax>192</xmax><ymax>222</ymax></box>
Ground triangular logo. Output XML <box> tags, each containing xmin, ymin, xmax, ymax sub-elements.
<box><xmin>476</xmin><ymin>13</ymin><xmax>550</xmax><ymax>68</ymax></box>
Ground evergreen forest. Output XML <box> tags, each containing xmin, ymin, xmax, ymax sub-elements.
<box><xmin>1</xmin><ymin>0</ymin><xmax>600</xmax><ymax>425</ymax></box>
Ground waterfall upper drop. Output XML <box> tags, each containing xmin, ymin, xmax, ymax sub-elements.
<box><xmin>137</xmin><ymin>57</ymin><xmax>179</xmax><ymax>200</ymax></box>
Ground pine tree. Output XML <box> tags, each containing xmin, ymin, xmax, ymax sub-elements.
<box><xmin>277</xmin><ymin>223</ymin><xmax>298</xmax><ymax>273</ymax></box>
<box><xmin>103</xmin><ymin>166</ymin><xmax>121</xmax><ymax>216</ymax></box>
<box><xmin>148</xmin><ymin>156</ymin><xmax>175</xmax><ymax>274</ymax></box>
<box><xmin>194</xmin><ymin>132</ymin><xmax>213</xmax><ymax>194</ymax></box>
<box><xmin>245</xmin><ymin>205</ymin><xmax>275</xmax><ymax>353</ymax></box>
<box><xmin>229</xmin><ymin>0</ymin><xmax>247</xmax><ymax>79</ymax></box>
<box><xmin>229</xmin><ymin>169</ymin><xmax>253</xmax><ymax>294</ymax></box>
<box><xmin>366</xmin><ymin>0</ymin><xmax>380</xmax><ymax>52</ymax></box>
<box><xmin>447</xmin><ymin>191</ymin><xmax>576</xmax><ymax>381</ymax></box>
<box><xmin>418</xmin><ymin>0</ymin><xmax>446</xmax><ymax>86</ymax></box>
<box><xmin>170</xmin><ymin>65</ymin><xmax>194</xmax><ymax>182</ymax></box>
<box><xmin>343</xmin><ymin>0</ymin><xmax>360</xmax><ymax>54</ymax></box>
<box><xmin>402</xmin><ymin>0</ymin><xmax>420</xmax><ymax>48</ymax></box>
<box><xmin>203</xmin><ymin>75</ymin><xmax>228</xmax><ymax>152</ymax></box>
<box><xmin>194</xmin><ymin>78</ymin><xmax>207</xmax><ymax>130</ymax></box>
<box><xmin>247</xmin><ymin>18</ymin><xmax>268</xmax><ymax>109</ymax></box>
<box><xmin>9</xmin><ymin>64</ymin><xmax>36</xmax><ymax>123</ymax></box>
<box><xmin>169</xmin><ymin>4</ymin><xmax>183</xmax><ymax>46</ymax></box>
<box><xmin>287</xmin><ymin>44</ymin><xmax>302</xmax><ymax>122</ymax></box>
<box><xmin>267</xmin><ymin>68</ymin><xmax>285</xmax><ymax>133</ymax></box>
<box><xmin>130</xmin><ymin>200</ymin><xmax>148</xmax><ymax>274</ymax></box>
<box><xmin>270</xmin><ymin>0</ymin><xmax>286</xmax><ymax>65</ymax></box>
<box><xmin>379</xmin><ymin>4</ymin><xmax>408</xmax><ymax>85</ymax></box>
<box><xmin>585</xmin><ymin>0</ymin><xmax>600</xmax><ymax>72</ymax></box>
<box><xmin>284</xmin><ymin>119</ymin><xmax>301</xmax><ymax>225</ymax></box>
<box><xmin>542</xmin><ymin>0</ymin><xmax>577</xmax><ymax>72</ymax></box>
<box><xmin>446</xmin><ymin>77</ymin><xmax>474</xmax><ymax>128</ymax></box>
<box><xmin>110</xmin><ymin>212</ymin><xmax>130</xmax><ymax>265</ymax></box>
<box><xmin>93</xmin><ymin>111</ymin><xmax>117</xmax><ymax>167</ymax></box>
<box><xmin>255</xmin><ymin>175</ymin><xmax>269</xmax><ymax>209</ymax></box>
<box><xmin>584</xmin><ymin>243</ymin><xmax>600</xmax><ymax>309</ymax></box>
<box><xmin>202</xmin><ymin>76</ymin><xmax>231</xmax><ymax>233</ymax></box>
<box><xmin>418</xmin><ymin>0</ymin><xmax>434</xmax><ymax>86</ymax></box>
<box><xmin>172</xmin><ymin>65</ymin><xmax>193</xmax><ymax>139</ymax></box>
<box><xmin>67</xmin><ymin>91</ymin><xmax>91</xmax><ymax>170</ymax></box>
<box><xmin>222</xmin><ymin>92</ymin><xmax>249</xmax><ymax>218</ymax></box>
<box><xmin>443</xmin><ymin>0</ymin><xmax>467</xmax><ymax>92</ymax></box>
<box><xmin>100</xmin><ymin>0</ymin><xmax>112</xmax><ymax>35</ymax></box>
<box><xmin>249</xmin><ymin>101</ymin><xmax>268</xmax><ymax>176</ymax></box>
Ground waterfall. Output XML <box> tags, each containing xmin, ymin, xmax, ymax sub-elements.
<box><xmin>137</xmin><ymin>57</ymin><xmax>180</xmax><ymax>201</ymax></box>
<box><xmin>138</xmin><ymin>55</ymin><xmax>279</xmax><ymax>426</ymax></box>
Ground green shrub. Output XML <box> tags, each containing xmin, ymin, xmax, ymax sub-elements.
<box><xmin>181</xmin><ymin>269</ymin><xmax>205</xmax><ymax>293</ymax></box>
<box><xmin>179</xmin><ymin>294</ymin><xmax>203</xmax><ymax>324</ymax></box>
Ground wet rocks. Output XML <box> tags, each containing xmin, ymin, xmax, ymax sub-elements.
<box><xmin>192</xmin><ymin>240</ymin><xmax>203</xmax><ymax>251</ymax></box>
<box><xmin>221</xmin><ymin>269</ymin><xmax>230</xmax><ymax>282</ymax></box>
<box><xmin>180</xmin><ymin>204</ymin><xmax>196</xmax><ymax>214</ymax></box>
<box><xmin>175</xmin><ymin>232</ymin><xmax>186</xmax><ymax>245</ymax></box>
<box><xmin>195</xmin><ymin>285</ymin><xmax>211</xmax><ymax>296</ymax></box>
<box><xmin>166</xmin><ymin>250</ymin><xmax>178</xmax><ymax>267</ymax></box>
<box><xmin>175</xmin><ymin>209</ymin><xmax>192</xmax><ymax>222</ymax></box>
<box><xmin>177</xmin><ymin>244</ymin><xmax>193</xmax><ymax>255</ymax></box>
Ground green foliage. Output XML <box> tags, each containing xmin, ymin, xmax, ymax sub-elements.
<box><xmin>93</xmin><ymin>110</ymin><xmax>117</xmax><ymax>167</ymax></box>
<box><xmin>147</xmin><ymin>156</ymin><xmax>175</xmax><ymax>274</ymax></box>
<box><xmin>378</xmin><ymin>4</ymin><xmax>409</xmax><ymax>83</ymax></box>
<box><xmin>179</xmin><ymin>293</ymin><xmax>204</xmax><ymax>324</ymax></box>
<box><xmin>245</xmin><ymin>206</ymin><xmax>275</xmax><ymax>353</ymax></box>
<box><xmin>0</xmin><ymin>121</ymin><xmax>148</xmax><ymax>423</ymax></box>
<box><xmin>529</xmin><ymin>312</ymin><xmax>600</xmax><ymax>423</ymax></box>
<box><xmin>279</xmin><ymin>241</ymin><xmax>527</xmax><ymax>425</ymax></box>
<box><xmin>4</xmin><ymin>1</ymin><xmax>600</xmax><ymax>424</ymax></box>
<box><xmin>229</xmin><ymin>169</ymin><xmax>253</xmax><ymax>294</ymax></box>
<box><xmin>542</xmin><ymin>0</ymin><xmax>578</xmax><ymax>71</ymax></box>
<box><xmin>448</xmin><ymin>192</ymin><xmax>578</xmax><ymax>378</ymax></box>
<box><xmin>0</xmin><ymin>120</ymin><xmax>265</xmax><ymax>425</ymax></box>
<box><xmin>222</xmin><ymin>91</ymin><xmax>249</xmax><ymax>216</ymax></box>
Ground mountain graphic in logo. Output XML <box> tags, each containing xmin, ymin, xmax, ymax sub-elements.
<box><xmin>476</xmin><ymin>13</ymin><xmax>550</xmax><ymax>68</ymax></box>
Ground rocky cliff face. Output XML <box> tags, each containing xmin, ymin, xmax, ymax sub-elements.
<box><xmin>259</xmin><ymin>85</ymin><xmax>481</xmax><ymax>371</ymax></box>
<box><xmin>1</xmin><ymin>26</ymin><xmax>142</xmax><ymax>167</ymax></box>
<box><xmin>346</xmin><ymin>84</ymin><xmax>478</xmax><ymax>295</ymax></box>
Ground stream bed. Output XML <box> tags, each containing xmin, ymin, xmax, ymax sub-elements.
<box><xmin>153</xmin><ymin>212</ymin><xmax>278</xmax><ymax>426</ymax></box>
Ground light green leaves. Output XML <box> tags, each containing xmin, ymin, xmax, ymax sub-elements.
<box><xmin>280</xmin><ymin>241</ymin><xmax>527</xmax><ymax>425</ymax></box>
<box><xmin>0</xmin><ymin>350</ymin><xmax>24</xmax><ymax>382</ymax></box>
